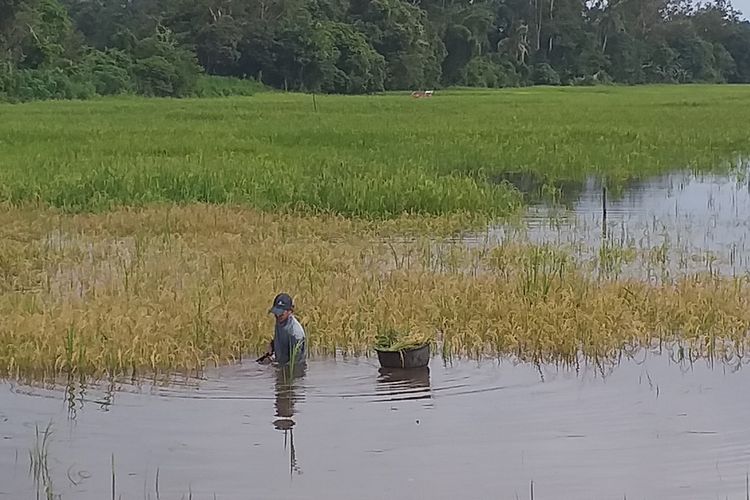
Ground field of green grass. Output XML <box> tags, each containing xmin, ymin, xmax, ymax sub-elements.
<box><xmin>1</xmin><ymin>85</ymin><xmax>749</xmax><ymax>216</ymax></box>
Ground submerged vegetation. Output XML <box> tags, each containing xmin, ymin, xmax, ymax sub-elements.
<box><xmin>1</xmin><ymin>205</ymin><xmax>748</xmax><ymax>380</ymax></box>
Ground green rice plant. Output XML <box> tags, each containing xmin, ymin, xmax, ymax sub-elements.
<box><xmin>285</xmin><ymin>340</ymin><xmax>305</xmax><ymax>380</ymax></box>
<box><xmin>519</xmin><ymin>245</ymin><xmax>569</xmax><ymax>299</ymax></box>
<box><xmin>29</xmin><ymin>422</ymin><xmax>55</xmax><ymax>500</ymax></box>
<box><xmin>1</xmin><ymin>86</ymin><xmax>749</xmax><ymax>216</ymax></box>
<box><xmin>596</xmin><ymin>239</ymin><xmax>637</xmax><ymax>280</ymax></box>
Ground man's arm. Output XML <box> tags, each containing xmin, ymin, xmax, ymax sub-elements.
<box><xmin>256</xmin><ymin>340</ymin><xmax>275</xmax><ymax>363</ymax></box>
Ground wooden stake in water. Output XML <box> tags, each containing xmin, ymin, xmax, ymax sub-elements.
<box><xmin>602</xmin><ymin>185</ymin><xmax>608</xmax><ymax>239</ymax></box>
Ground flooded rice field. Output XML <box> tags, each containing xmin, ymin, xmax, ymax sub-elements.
<box><xmin>2</xmin><ymin>352</ymin><xmax>750</xmax><ymax>500</ymax></box>
<box><xmin>488</xmin><ymin>166</ymin><xmax>750</xmax><ymax>280</ymax></box>
<box><xmin>3</xmin><ymin>168</ymin><xmax>750</xmax><ymax>499</ymax></box>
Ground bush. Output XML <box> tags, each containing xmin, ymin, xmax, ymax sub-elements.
<box><xmin>81</xmin><ymin>49</ymin><xmax>135</xmax><ymax>95</ymax></box>
<box><xmin>531</xmin><ymin>63</ymin><xmax>561</xmax><ymax>86</ymax></box>
<box><xmin>193</xmin><ymin>75</ymin><xmax>266</xmax><ymax>97</ymax></box>
<box><xmin>571</xmin><ymin>71</ymin><xmax>613</xmax><ymax>86</ymax></box>
<box><xmin>133</xmin><ymin>56</ymin><xmax>184</xmax><ymax>97</ymax></box>
<box><xmin>465</xmin><ymin>57</ymin><xmax>520</xmax><ymax>88</ymax></box>
<box><xmin>1</xmin><ymin>67</ymin><xmax>95</xmax><ymax>101</ymax></box>
<box><xmin>595</xmin><ymin>70</ymin><xmax>613</xmax><ymax>85</ymax></box>
<box><xmin>131</xmin><ymin>29</ymin><xmax>202</xmax><ymax>97</ymax></box>
<box><xmin>0</xmin><ymin>64</ymin><xmax>12</xmax><ymax>98</ymax></box>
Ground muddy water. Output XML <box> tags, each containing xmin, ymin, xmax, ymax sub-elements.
<box><xmin>488</xmin><ymin>168</ymin><xmax>750</xmax><ymax>278</ymax></box>
<box><xmin>2</xmin><ymin>352</ymin><xmax>750</xmax><ymax>500</ymax></box>
<box><xmin>4</xmin><ymin>169</ymin><xmax>750</xmax><ymax>500</ymax></box>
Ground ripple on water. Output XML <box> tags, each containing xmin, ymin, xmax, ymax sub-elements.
<box><xmin>3</xmin><ymin>353</ymin><xmax>750</xmax><ymax>500</ymax></box>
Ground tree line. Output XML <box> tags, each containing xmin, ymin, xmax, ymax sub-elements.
<box><xmin>2</xmin><ymin>0</ymin><xmax>749</xmax><ymax>101</ymax></box>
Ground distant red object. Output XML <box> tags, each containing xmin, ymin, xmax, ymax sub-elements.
<box><xmin>411</xmin><ymin>90</ymin><xmax>434</xmax><ymax>98</ymax></box>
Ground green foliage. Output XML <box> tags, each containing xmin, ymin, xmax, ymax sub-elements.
<box><xmin>570</xmin><ymin>70</ymin><xmax>612</xmax><ymax>87</ymax></box>
<box><xmin>321</xmin><ymin>22</ymin><xmax>385</xmax><ymax>94</ymax></box>
<box><xmin>194</xmin><ymin>16</ymin><xmax>243</xmax><ymax>75</ymax></box>
<box><xmin>465</xmin><ymin>56</ymin><xmax>520</xmax><ymax>88</ymax></box>
<box><xmin>0</xmin><ymin>63</ymin><xmax>11</xmax><ymax>98</ymax></box>
<box><xmin>531</xmin><ymin>63</ymin><xmax>561</xmax><ymax>86</ymax></box>
<box><xmin>0</xmin><ymin>86</ymin><xmax>747</xmax><ymax>216</ymax></box>
<box><xmin>0</xmin><ymin>67</ymin><xmax>95</xmax><ymax>101</ymax></box>
<box><xmin>131</xmin><ymin>29</ymin><xmax>201</xmax><ymax>97</ymax></box>
<box><xmin>193</xmin><ymin>75</ymin><xmax>265</xmax><ymax>97</ymax></box>
<box><xmin>2</xmin><ymin>0</ymin><xmax>750</xmax><ymax>102</ymax></box>
<box><xmin>80</xmin><ymin>49</ymin><xmax>134</xmax><ymax>95</ymax></box>
<box><xmin>442</xmin><ymin>24</ymin><xmax>475</xmax><ymax>85</ymax></box>
<box><xmin>351</xmin><ymin>0</ymin><xmax>445</xmax><ymax>89</ymax></box>
<box><xmin>11</xmin><ymin>0</ymin><xmax>76</xmax><ymax>69</ymax></box>
<box><xmin>133</xmin><ymin>56</ymin><xmax>183</xmax><ymax>97</ymax></box>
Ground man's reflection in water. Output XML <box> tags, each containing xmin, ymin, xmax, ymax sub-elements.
<box><xmin>273</xmin><ymin>363</ymin><xmax>307</xmax><ymax>478</ymax></box>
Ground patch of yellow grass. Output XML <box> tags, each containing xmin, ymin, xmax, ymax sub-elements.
<box><xmin>0</xmin><ymin>205</ymin><xmax>748</xmax><ymax>380</ymax></box>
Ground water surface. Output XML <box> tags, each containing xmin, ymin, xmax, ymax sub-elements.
<box><xmin>2</xmin><ymin>352</ymin><xmax>750</xmax><ymax>500</ymax></box>
<box><xmin>4</xmin><ymin>168</ymin><xmax>750</xmax><ymax>499</ymax></box>
<box><xmin>486</xmin><ymin>168</ymin><xmax>750</xmax><ymax>279</ymax></box>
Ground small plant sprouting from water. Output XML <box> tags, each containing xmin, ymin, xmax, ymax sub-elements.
<box><xmin>285</xmin><ymin>340</ymin><xmax>305</xmax><ymax>380</ymax></box>
<box><xmin>596</xmin><ymin>239</ymin><xmax>637</xmax><ymax>280</ymax></box>
<box><xmin>29</xmin><ymin>421</ymin><xmax>56</xmax><ymax>500</ymax></box>
<box><xmin>517</xmin><ymin>245</ymin><xmax>569</xmax><ymax>299</ymax></box>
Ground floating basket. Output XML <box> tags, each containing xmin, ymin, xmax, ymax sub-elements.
<box><xmin>375</xmin><ymin>344</ymin><xmax>430</xmax><ymax>369</ymax></box>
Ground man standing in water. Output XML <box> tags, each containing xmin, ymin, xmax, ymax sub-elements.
<box><xmin>266</xmin><ymin>293</ymin><xmax>306</xmax><ymax>365</ymax></box>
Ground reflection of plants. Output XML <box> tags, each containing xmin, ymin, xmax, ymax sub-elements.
<box><xmin>29</xmin><ymin>422</ymin><xmax>56</xmax><ymax>500</ymax></box>
<box><xmin>286</xmin><ymin>428</ymin><xmax>302</xmax><ymax>477</ymax></box>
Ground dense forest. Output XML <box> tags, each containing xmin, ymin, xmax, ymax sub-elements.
<box><xmin>1</xmin><ymin>0</ymin><xmax>750</xmax><ymax>100</ymax></box>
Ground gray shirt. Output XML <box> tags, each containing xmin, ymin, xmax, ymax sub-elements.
<box><xmin>273</xmin><ymin>315</ymin><xmax>306</xmax><ymax>365</ymax></box>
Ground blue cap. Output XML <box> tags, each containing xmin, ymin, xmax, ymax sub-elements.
<box><xmin>269</xmin><ymin>293</ymin><xmax>293</xmax><ymax>315</ymax></box>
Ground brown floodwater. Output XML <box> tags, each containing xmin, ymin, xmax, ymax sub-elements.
<box><xmin>2</xmin><ymin>350</ymin><xmax>750</xmax><ymax>500</ymax></box>
<box><xmin>3</xmin><ymin>169</ymin><xmax>750</xmax><ymax>499</ymax></box>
